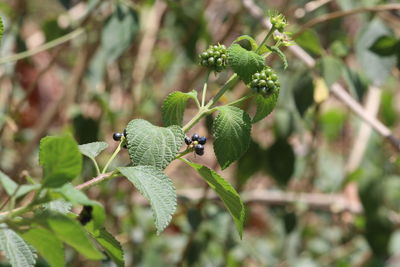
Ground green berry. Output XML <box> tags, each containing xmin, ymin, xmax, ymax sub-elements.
<box><xmin>198</xmin><ymin>44</ymin><xmax>228</xmax><ymax>72</ymax></box>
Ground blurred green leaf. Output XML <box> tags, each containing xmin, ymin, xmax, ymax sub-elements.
<box><xmin>252</xmin><ymin>89</ymin><xmax>279</xmax><ymax>123</ymax></box>
<box><xmin>319</xmin><ymin>109</ymin><xmax>346</xmax><ymax>141</ymax></box>
<box><xmin>266</xmin><ymin>138</ymin><xmax>295</xmax><ymax>186</ymax></box>
<box><xmin>181</xmin><ymin>159</ymin><xmax>246</xmax><ymax>238</ymax></box>
<box><xmin>295</xmin><ymin>29</ymin><xmax>322</xmax><ymax>56</ymax></box>
<box><xmin>0</xmin><ymin>169</ymin><xmax>18</xmax><ymax>195</ymax></box>
<box><xmin>118</xmin><ymin>166</ymin><xmax>177</xmax><ymax>234</ymax></box>
<box><xmin>78</xmin><ymin>142</ymin><xmax>108</xmax><ymax>159</ymax></box>
<box><xmin>292</xmin><ymin>71</ymin><xmax>314</xmax><ymax>117</ymax></box>
<box><xmin>213</xmin><ymin>106</ymin><xmax>251</xmax><ymax>170</ymax></box>
<box><xmin>73</xmin><ymin>114</ymin><xmax>100</xmax><ymax>144</ymax></box>
<box><xmin>0</xmin><ymin>16</ymin><xmax>3</xmax><ymax>42</ymax></box>
<box><xmin>236</xmin><ymin>140</ymin><xmax>264</xmax><ymax>187</ymax></box>
<box><xmin>227</xmin><ymin>44</ymin><xmax>265</xmax><ymax>84</ymax></box>
<box><xmin>101</xmin><ymin>4</ymin><xmax>139</xmax><ymax>62</ymax></box>
<box><xmin>0</xmin><ymin>226</ymin><xmax>37</xmax><ymax>267</ymax></box>
<box><xmin>369</xmin><ymin>35</ymin><xmax>399</xmax><ymax>56</ymax></box>
<box><xmin>161</xmin><ymin>90</ymin><xmax>198</xmax><ymax>126</ymax></box>
<box><xmin>380</xmin><ymin>90</ymin><xmax>397</xmax><ymax>127</ymax></box>
<box><xmin>343</xmin><ymin>67</ymin><xmax>368</xmax><ymax>100</ymax></box>
<box><xmin>20</xmin><ymin>227</ymin><xmax>64</xmax><ymax>267</ymax></box>
<box><xmin>273</xmin><ymin>109</ymin><xmax>294</xmax><ymax>139</ymax></box>
<box><xmin>232</xmin><ymin>35</ymin><xmax>259</xmax><ymax>51</ymax></box>
<box><xmin>320</xmin><ymin>56</ymin><xmax>343</xmax><ymax>87</ymax></box>
<box><xmin>39</xmin><ymin>135</ymin><xmax>82</xmax><ymax>188</ymax></box>
<box><xmin>125</xmin><ymin>119</ymin><xmax>184</xmax><ymax>170</ymax></box>
<box><xmin>42</xmin><ymin>19</ymin><xmax>68</xmax><ymax>42</ymax></box>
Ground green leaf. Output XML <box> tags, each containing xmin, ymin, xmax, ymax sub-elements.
<box><xmin>356</xmin><ymin>19</ymin><xmax>396</xmax><ymax>86</ymax></box>
<box><xmin>78</xmin><ymin>142</ymin><xmax>108</xmax><ymax>159</ymax></box>
<box><xmin>0</xmin><ymin>17</ymin><xmax>3</xmax><ymax>42</ymax></box>
<box><xmin>118</xmin><ymin>166</ymin><xmax>176</xmax><ymax>234</ymax></box>
<box><xmin>295</xmin><ymin>29</ymin><xmax>322</xmax><ymax>56</ymax></box>
<box><xmin>0</xmin><ymin>226</ymin><xmax>37</xmax><ymax>267</ymax></box>
<box><xmin>252</xmin><ymin>89</ymin><xmax>280</xmax><ymax>123</ymax></box>
<box><xmin>39</xmin><ymin>135</ymin><xmax>82</xmax><ymax>188</ymax></box>
<box><xmin>181</xmin><ymin>159</ymin><xmax>246</xmax><ymax>238</ymax></box>
<box><xmin>0</xmin><ymin>170</ymin><xmax>39</xmax><ymax>198</ymax></box>
<box><xmin>227</xmin><ymin>44</ymin><xmax>265</xmax><ymax>84</ymax></box>
<box><xmin>19</xmin><ymin>227</ymin><xmax>64</xmax><ymax>267</ymax></box>
<box><xmin>37</xmin><ymin>212</ymin><xmax>104</xmax><ymax>260</ymax></box>
<box><xmin>161</xmin><ymin>90</ymin><xmax>198</xmax><ymax>127</ymax></box>
<box><xmin>236</xmin><ymin>140</ymin><xmax>265</xmax><ymax>187</ymax></box>
<box><xmin>266</xmin><ymin>138</ymin><xmax>295</xmax><ymax>186</ymax></box>
<box><xmin>232</xmin><ymin>35</ymin><xmax>258</xmax><ymax>51</ymax></box>
<box><xmin>101</xmin><ymin>4</ymin><xmax>139</xmax><ymax>62</ymax></box>
<box><xmin>87</xmin><ymin>227</ymin><xmax>124</xmax><ymax>267</ymax></box>
<box><xmin>213</xmin><ymin>106</ymin><xmax>251</xmax><ymax>169</ymax></box>
<box><xmin>292</xmin><ymin>71</ymin><xmax>314</xmax><ymax>117</ymax></box>
<box><xmin>320</xmin><ymin>56</ymin><xmax>343</xmax><ymax>87</ymax></box>
<box><xmin>267</xmin><ymin>46</ymin><xmax>288</xmax><ymax>69</ymax></box>
<box><xmin>369</xmin><ymin>35</ymin><xmax>399</xmax><ymax>56</ymax></box>
<box><xmin>125</xmin><ymin>119</ymin><xmax>184</xmax><ymax>170</ymax></box>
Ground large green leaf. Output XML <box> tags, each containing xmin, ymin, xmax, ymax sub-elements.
<box><xmin>252</xmin><ymin>89</ymin><xmax>280</xmax><ymax>123</ymax></box>
<box><xmin>161</xmin><ymin>90</ymin><xmax>198</xmax><ymax>127</ymax></box>
<box><xmin>0</xmin><ymin>226</ymin><xmax>37</xmax><ymax>267</ymax></box>
<box><xmin>101</xmin><ymin>4</ymin><xmax>139</xmax><ymax>62</ymax></box>
<box><xmin>227</xmin><ymin>44</ymin><xmax>265</xmax><ymax>84</ymax></box>
<box><xmin>87</xmin><ymin>227</ymin><xmax>124</xmax><ymax>267</ymax></box>
<box><xmin>213</xmin><ymin>106</ymin><xmax>251</xmax><ymax>169</ymax></box>
<box><xmin>78</xmin><ymin>142</ymin><xmax>108</xmax><ymax>159</ymax></box>
<box><xmin>39</xmin><ymin>135</ymin><xmax>82</xmax><ymax>188</ymax></box>
<box><xmin>20</xmin><ymin>227</ymin><xmax>64</xmax><ymax>267</ymax></box>
<box><xmin>37</xmin><ymin>212</ymin><xmax>104</xmax><ymax>260</ymax></box>
<box><xmin>181</xmin><ymin>159</ymin><xmax>246</xmax><ymax>238</ymax></box>
<box><xmin>118</xmin><ymin>166</ymin><xmax>176</xmax><ymax>234</ymax></box>
<box><xmin>125</xmin><ymin>119</ymin><xmax>184</xmax><ymax>170</ymax></box>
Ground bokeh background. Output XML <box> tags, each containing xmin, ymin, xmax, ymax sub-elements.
<box><xmin>1</xmin><ymin>0</ymin><xmax>400</xmax><ymax>266</ymax></box>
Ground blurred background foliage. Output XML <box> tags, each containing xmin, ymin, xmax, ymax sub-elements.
<box><xmin>1</xmin><ymin>0</ymin><xmax>400</xmax><ymax>266</ymax></box>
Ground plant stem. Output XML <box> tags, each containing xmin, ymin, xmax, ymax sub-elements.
<box><xmin>226</xmin><ymin>93</ymin><xmax>255</xmax><ymax>107</ymax></box>
<box><xmin>201</xmin><ymin>71</ymin><xmax>211</xmax><ymax>107</ymax></box>
<box><xmin>91</xmin><ymin>157</ymin><xmax>101</xmax><ymax>176</ymax></box>
<box><xmin>101</xmin><ymin>140</ymin><xmax>123</xmax><ymax>174</ymax></box>
<box><xmin>0</xmin><ymin>28</ymin><xmax>85</xmax><ymax>65</ymax></box>
<box><xmin>255</xmin><ymin>26</ymin><xmax>275</xmax><ymax>53</ymax></box>
<box><xmin>75</xmin><ymin>172</ymin><xmax>117</xmax><ymax>191</ymax></box>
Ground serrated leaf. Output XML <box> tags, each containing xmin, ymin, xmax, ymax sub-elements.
<box><xmin>227</xmin><ymin>44</ymin><xmax>265</xmax><ymax>84</ymax></box>
<box><xmin>0</xmin><ymin>226</ymin><xmax>37</xmax><ymax>267</ymax></box>
<box><xmin>118</xmin><ymin>166</ymin><xmax>177</xmax><ymax>234</ymax></box>
<box><xmin>162</xmin><ymin>90</ymin><xmax>197</xmax><ymax>127</ymax></box>
<box><xmin>213</xmin><ymin>106</ymin><xmax>251</xmax><ymax>169</ymax></box>
<box><xmin>125</xmin><ymin>119</ymin><xmax>184</xmax><ymax>170</ymax></box>
<box><xmin>232</xmin><ymin>35</ymin><xmax>258</xmax><ymax>51</ymax></box>
<box><xmin>181</xmin><ymin>159</ymin><xmax>246</xmax><ymax>238</ymax></box>
<box><xmin>101</xmin><ymin>4</ymin><xmax>139</xmax><ymax>62</ymax></box>
<box><xmin>87</xmin><ymin>227</ymin><xmax>124</xmax><ymax>267</ymax></box>
<box><xmin>78</xmin><ymin>142</ymin><xmax>108</xmax><ymax>159</ymax></box>
<box><xmin>39</xmin><ymin>135</ymin><xmax>82</xmax><ymax>188</ymax></box>
<box><xmin>19</xmin><ymin>227</ymin><xmax>64</xmax><ymax>267</ymax></box>
<box><xmin>252</xmin><ymin>89</ymin><xmax>280</xmax><ymax>123</ymax></box>
<box><xmin>369</xmin><ymin>35</ymin><xmax>399</xmax><ymax>56</ymax></box>
<box><xmin>268</xmin><ymin>46</ymin><xmax>288</xmax><ymax>69</ymax></box>
<box><xmin>37</xmin><ymin>212</ymin><xmax>104</xmax><ymax>260</ymax></box>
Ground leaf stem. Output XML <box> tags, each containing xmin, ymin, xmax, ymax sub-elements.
<box><xmin>101</xmin><ymin>140</ymin><xmax>123</xmax><ymax>174</ymax></box>
<box><xmin>0</xmin><ymin>28</ymin><xmax>85</xmax><ymax>65</ymax></box>
<box><xmin>90</xmin><ymin>157</ymin><xmax>101</xmax><ymax>176</ymax></box>
<box><xmin>201</xmin><ymin>71</ymin><xmax>211</xmax><ymax>107</ymax></box>
<box><xmin>255</xmin><ymin>26</ymin><xmax>275</xmax><ymax>54</ymax></box>
<box><xmin>226</xmin><ymin>93</ymin><xmax>255</xmax><ymax>107</ymax></box>
<box><xmin>75</xmin><ymin>172</ymin><xmax>117</xmax><ymax>191</ymax></box>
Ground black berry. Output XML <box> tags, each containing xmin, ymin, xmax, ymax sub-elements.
<box><xmin>198</xmin><ymin>136</ymin><xmax>207</xmax><ymax>145</ymax></box>
<box><xmin>123</xmin><ymin>129</ymin><xmax>127</xmax><ymax>138</ymax></box>
<box><xmin>199</xmin><ymin>44</ymin><xmax>227</xmax><ymax>72</ymax></box>
<box><xmin>184</xmin><ymin>136</ymin><xmax>192</xmax><ymax>145</ymax></box>
<box><xmin>113</xmin><ymin>132</ymin><xmax>123</xmax><ymax>141</ymax></box>
<box><xmin>192</xmin><ymin>134</ymin><xmax>200</xmax><ymax>141</ymax></box>
<box><xmin>195</xmin><ymin>144</ymin><xmax>204</xmax><ymax>155</ymax></box>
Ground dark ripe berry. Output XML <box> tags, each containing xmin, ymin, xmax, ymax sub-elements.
<box><xmin>123</xmin><ymin>129</ymin><xmax>127</xmax><ymax>137</ymax></box>
<box><xmin>184</xmin><ymin>136</ymin><xmax>192</xmax><ymax>145</ymax></box>
<box><xmin>113</xmin><ymin>132</ymin><xmax>123</xmax><ymax>141</ymax></box>
<box><xmin>195</xmin><ymin>144</ymin><xmax>204</xmax><ymax>155</ymax></box>
<box><xmin>192</xmin><ymin>134</ymin><xmax>200</xmax><ymax>141</ymax></box>
<box><xmin>198</xmin><ymin>136</ymin><xmax>207</xmax><ymax>145</ymax></box>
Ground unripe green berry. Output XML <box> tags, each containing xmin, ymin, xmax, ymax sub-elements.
<box><xmin>208</xmin><ymin>57</ymin><xmax>215</xmax><ymax>64</ymax></box>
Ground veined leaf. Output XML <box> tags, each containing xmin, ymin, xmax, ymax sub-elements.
<box><xmin>78</xmin><ymin>142</ymin><xmax>108</xmax><ymax>159</ymax></box>
<box><xmin>232</xmin><ymin>35</ymin><xmax>258</xmax><ymax>51</ymax></box>
<box><xmin>227</xmin><ymin>44</ymin><xmax>265</xmax><ymax>84</ymax></box>
<box><xmin>37</xmin><ymin>212</ymin><xmax>104</xmax><ymax>260</ymax></box>
<box><xmin>252</xmin><ymin>89</ymin><xmax>280</xmax><ymax>123</ymax></box>
<box><xmin>0</xmin><ymin>226</ymin><xmax>37</xmax><ymax>267</ymax></box>
<box><xmin>213</xmin><ymin>106</ymin><xmax>251</xmax><ymax>169</ymax></box>
<box><xmin>39</xmin><ymin>135</ymin><xmax>82</xmax><ymax>188</ymax></box>
<box><xmin>268</xmin><ymin>46</ymin><xmax>288</xmax><ymax>69</ymax></box>
<box><xmin>125</xmin><ymin>119</ymin><xmax>184</xmax><ymax>170</ymax></box>
<box><xmin>20</xmin><ymin>227</ymin><xmax>64</xmax><ymax>267</ymax></box>
<box><xmin>181</xmin><ymin>159</ymin><xmax>246</xmax><ymax>238</ymax></box>
<box><xmin>162</xmin><ymin>90</ymin><xmax>198</xmax><ymax>126</ymax></box>
<box><xmin>118</xmin><ymin>166</ymin><xmax>177</xmax><ymax>234</ymax></box>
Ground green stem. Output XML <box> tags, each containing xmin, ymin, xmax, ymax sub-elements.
<box><xmin>0</xmin><ymin>28</ymin><xmax>85</xmax><ymax>65</ymax></box>
<box><xmin>90</xmin><ymin>158</ymin><xmax>101</xmax><ymax>176</ymax></box>
<box><xmin>201</xmin><ymin>71</ymin><xmax>211</xmax><ymax>107</ymax></box>
<box><xmin>175</xmin><ymin>149</ymin><xmax>192</xmax><ymax>160</ymax></box>
<box><xmin>226</xmin><ymin>93</ymin><xmax>255</xmax><ymax>107</ymax></box>
<box><xmin>255</xmin><ymin>26</ymin><xmax>275</xmax><ymax>54</ymax></box>
<box><xmin>101</xmin><ymin>140</ymin><xmax>123</xmax><ymax>174</ymax></box>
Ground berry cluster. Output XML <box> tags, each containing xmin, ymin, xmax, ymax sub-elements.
<box><xmin>199</xmin><ymin>44</ymin><xmax>227</xmax><ymax>72</ymax></box>
<box><xmin>269</xmin><ymin>11</ymin><xmax>287</xmax><ymax>33</ymax></box>
<box><xmin>249</xmin><ymin>67</ymin><xmax>280</xmax><ymax>98</ymax></box>
<box><xmin>185</xmin><ymin>133</ymin><xmax>207</xmax><ymax>156</ymax></box>
<box><xmin>112</xmin><ymin>129</ymin><xmax>127</xmax><ymax>148</ymax></box>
